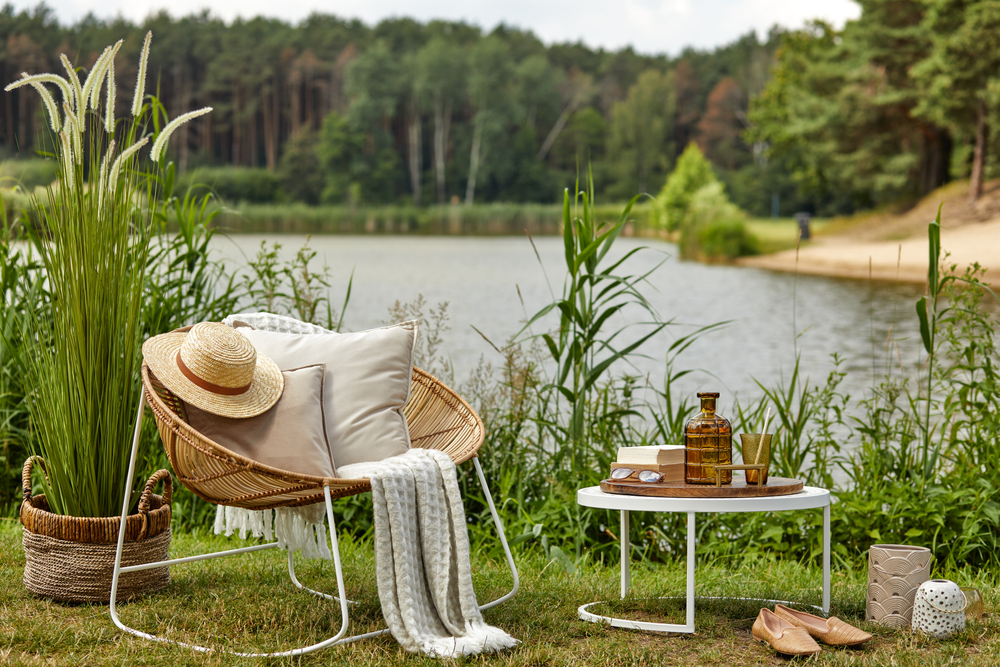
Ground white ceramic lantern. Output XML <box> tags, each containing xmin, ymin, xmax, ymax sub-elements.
<box><xmin>912</xmin><ymin>579</ymin><xmax>966</xmax><ymax>638</ymax></box>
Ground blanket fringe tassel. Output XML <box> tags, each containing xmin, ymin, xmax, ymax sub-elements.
<box><xmin>214</xmin><ymin>504</ymin><xmax>332</xmax><ymax>560</ymax></box>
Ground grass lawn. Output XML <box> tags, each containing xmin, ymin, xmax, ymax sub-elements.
<box><xmin>746</xmin><ymin>218</ymin><xmax>834</xmax><ymax>255</ymax></box>
<box><xmin>2</xmin><ymin>518</ymin><xmax>998</xmax><ymax>666</ymax></box>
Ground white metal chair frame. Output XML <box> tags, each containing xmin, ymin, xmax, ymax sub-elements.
<box><xmin>110</xmin><ymin>392</ymin><xmax>519</xmax><ymax>657</ymax></box>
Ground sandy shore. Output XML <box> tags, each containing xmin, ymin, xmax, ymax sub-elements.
<box><xmin>738</xmin><ymin>218</ymin><xmax>1000</xmax><ymax>285</ymax></box>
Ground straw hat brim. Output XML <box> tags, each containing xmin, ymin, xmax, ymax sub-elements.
<box><xmin>143</xmin><ymin>331</ymin><xmax>284</xmax><ymax>418</ymax></box>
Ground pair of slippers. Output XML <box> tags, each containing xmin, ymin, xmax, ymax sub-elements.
<box><xmin>752</xmin><ymin>605</ymin><xmax>872</xmax><ymax>657</ymax></box>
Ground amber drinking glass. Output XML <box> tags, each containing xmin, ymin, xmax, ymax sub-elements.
<box><xmin>739</xmin><ymin>433</ymin><xmax>772</xmax><ymax>484</ymax></box>
<box><xmin>684</xmin><ymin>392</ymin><xmax>732</xmax><ymax>484</ymax></box>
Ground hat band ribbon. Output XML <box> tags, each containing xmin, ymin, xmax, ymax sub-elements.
<box><xmin>176</xmin><ymin>351</ymin><xmax>252</xmax><ymax>396</ymax></box>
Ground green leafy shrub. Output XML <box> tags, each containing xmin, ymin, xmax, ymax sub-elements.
<box><xmin>175</xmin><ymin>166</ymin><xmax>283</xmax><ymax>204</ymax></box>
<box><xmin>279</xmin><ymin>130</ymin><xmax>324</xmax><ymax>205</ymax></box>
<box><xmin>677</xmin><ymin>181</ymin><xmax>757</xmax><ymax>259</ymax></box>
<box><xmin>655</xmin><ymin>143</ymin><xmax>717</xmax><ymax>230</ymax></box>
<box><xmin>693</xmin><ymin>218</ymin><xmax>759</xmax><ymax>259</ymax></box>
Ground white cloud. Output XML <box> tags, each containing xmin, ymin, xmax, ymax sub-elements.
<box><xmin>13</xmin><ymin>0</ymin><xmax>860</xmax><ymax>55</ymax></box>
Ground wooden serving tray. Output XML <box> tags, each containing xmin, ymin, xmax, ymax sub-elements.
<box><xmin>599</xmin><ymin>476</ymin><xmax>804</xmax><ymax>498</ymax></box>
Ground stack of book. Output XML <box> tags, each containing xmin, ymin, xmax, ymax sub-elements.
<box><xmin>611</xmin><ymin>445</ymin><xmax>684</xmax><ymax>482</ymax></box>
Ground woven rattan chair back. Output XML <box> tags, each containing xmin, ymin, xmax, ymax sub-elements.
<box><xmin>142</xmin><ymin>362</ymin><xmax>484</xmax><ymax>510</ymax></box>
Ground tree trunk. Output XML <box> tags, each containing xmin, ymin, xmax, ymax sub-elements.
<box><xmin>407</xmin><ymin>96</ymin><xmax>422</xmax><ymax>205</ymax></box>
<box><xmin>443</xmin><ymin>99</ymin><xmax>452</xmax><ymax>181</ymax></box>
<box><xmin>274</xmin><ymin>78</ymin><xmax>281</xmax><ymax>155</ymax></box>
<box><xmin>179</xmin><ymin>76</ymin><xmax>191</xmax><ymax>173</ymax></box>
<box><xmin>173</xmin><ymin>63</ymin><xmax>182</xmax><ymax>161</ymax></box>
<box><xmin>434</xmin><ymin>95</ymin><xmax>446</xmax><ymax>204</ymax></box>
<box><xmin>248</xmin><ymin>103</ymin><xmax>258</xmax><ymax>167</ymax></box>
<box><xmin>536</xmin><ymin>101</ymin><xmax>576</xmax><ymax>161</ymax></box>
<box><xmin>202</xmin><ymin>112</ymin><xmax>212</xmax><ymax>154</ymax></box>
<box><xmin>305</xmin><ymin>73</ymin><xmax>314</xmax><ymax>129</ymax></box>
<box><xmin>465</xmin><ymin>114</ymin><xmax>484</xmax><ymax>206</ymax></box>
<box><xmin>6</xmin><ymin>66</ymin><xmax>14</xmax><ymax>149</ymax></box>
<box><xmin>969</xmin><ymin>97</ymin><xmax>988</xmax><ymax>206</ymax></box>
<box><xmin>232</xmin><ymin>84</ymin><xmax>241</xmax><ymax>166</ymax></box>
<box><xmin>262</xmin><ymin>89</ymin><xmax>276</xmax><ymax>169</ymax></box>
<box><xmin>291</xmin><ymin>79</ymin><xmax>300</xmax><ymax>137</ymax></box>
<box><xmin>919</xmin><ymin>125</ymin><xmax>951</xmax><ymax>196</ymax></box>
<box><xmin>18</xmin><ymin>92</ymin><xmax>28</xmax><ymax>152</ymax></box>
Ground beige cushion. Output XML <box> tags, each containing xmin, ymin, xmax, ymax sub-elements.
<box><xmin>242</xmin><ymin>321</ymin><xmax>417</xmax><ymax>467</ymax></box>
<box><xmin>185</xmin><ymin>364</ymin><xmax>336</xmax><ymax>478</ymax></box>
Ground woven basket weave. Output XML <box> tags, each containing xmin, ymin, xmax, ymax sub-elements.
<box><xmin>20</xmin><ymin>456</ymin><xmax>173</xmax><ymax>603</ymax></box>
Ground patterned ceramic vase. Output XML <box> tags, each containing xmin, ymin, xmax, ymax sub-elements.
<box><xmin>866</xmin><ymin>544</ymin><xmax>932</xmax><ymax>627</ymax></box>
<box><xmin>913</xmin><ymin>580</ymin><xmax>966</xmax><ymax>638</ymax></box>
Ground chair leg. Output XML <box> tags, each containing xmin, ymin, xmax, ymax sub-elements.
<box><xmin>288</xmin><ymin>549</ymin><xmax>356</xmax><ymax>604</ymax></box>
<box><xmin>472</xmin><ymin>456</ymin><xmax>520</xmax><ymax>611</ymax></box>
<box><xmin>109</xmin><ymin>398</ymin><xmax>356</xmax><ymax>656</ymax></box>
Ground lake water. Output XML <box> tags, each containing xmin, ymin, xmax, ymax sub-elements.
<box><xmin>212</xmin><ymin>234</ymin><xmax>928</xmax><ymax>414</ymax></box>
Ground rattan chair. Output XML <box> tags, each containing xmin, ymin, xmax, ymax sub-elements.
<box><xmin>110</xmin><ymin>323</ymin><xmax>519</xmax><ymax>657</ymax></box>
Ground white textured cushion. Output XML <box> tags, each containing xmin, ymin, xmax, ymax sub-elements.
<box><xmin>242</xmin><ymin>321</ymin><xmax>417</xmax><ymax>467</ymax></box>
<box><xmin>185</xmin><ymin>364</ymin><xmax>335</xmax><ymax>478</ymax></box>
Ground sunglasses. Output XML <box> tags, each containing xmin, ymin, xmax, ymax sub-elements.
<box><xmin>610</xmin><ymin>468</ymin><xmax>665</xmax><ymax>483</ymax></box>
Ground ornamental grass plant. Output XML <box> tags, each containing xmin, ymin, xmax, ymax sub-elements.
<box><xmin>4</xmin><ymin>33</ymin><xmax>210</xmax><ymax>518</ymax></box>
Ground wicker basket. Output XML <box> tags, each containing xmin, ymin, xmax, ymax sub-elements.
<box><xmin>20</xmin><ymin>456</ymin><xmax>173</xmax><ymax>603</ymax></box>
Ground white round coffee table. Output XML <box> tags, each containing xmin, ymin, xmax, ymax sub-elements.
<box><xmin>576</xmin><ymin>485</ymin><xmax>831</xmax><ymax>634</ymax></box>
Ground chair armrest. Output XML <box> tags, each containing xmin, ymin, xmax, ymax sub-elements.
<box><xmin>404</xmin><ymin>368</ymin><xmax>484</xmax><ymax>465</ymax></box>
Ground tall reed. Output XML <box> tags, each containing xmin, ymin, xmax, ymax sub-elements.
<box><xmin>5</xmin><ymin>34</ymin><xmax>211</xmax><ymax>517</ymax></box>
<box><xmin>19</xmin><ymin>122</ymin><xmax>152</xmax><ymax>517</ymax></box>
<box><xmin>518</xmin><ymin>180</ymin><xmax>666</xmax><ymax>472</ymax></box>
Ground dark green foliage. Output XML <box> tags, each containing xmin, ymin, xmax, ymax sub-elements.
<box><xmin>914</xmin><ymin>0</ymin><xmax>1000</xmax><ymax>200</ymax></box>
<box><xmin>175</xmin><ymin>167</ymin><xmax>283</xmax><ymax>204</ymax></box>
<box><xmin>747</xmin><ymin>1</ymin><xmax>961</xmax><ymax>211</ymax></box>
<box><xmin>605</xmin><ymin>69</ymin><xmax>676</xmax><ymax>198</ymax></box>
<box><xmin>720</xmin><ymin>158</ymin><xmax>822</xmax><ymax>217</ymax></box>
<box><xmin>316</xmin><ymin>112</ymin><xmax>361</xmax><ymax>205</ymax></box>
<box><xmin>693</xmin><ymin>217</ymin><xmax>759</xmax><ymax>260</ymax></box>
<box><xmin>279</xmin><ymin>130</ymin><xmax>324</xmax><ymax>205</ymax></box>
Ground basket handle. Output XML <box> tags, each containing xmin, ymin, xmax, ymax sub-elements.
<box><xmin>21</xmin><ymin>456</ymin><xmax>50</xmax><ymax>501</ymax></box>
<box><xmin>138</xmin><ymin>469</ymin><xmax>173</xmax><ymax>513</ymax></box>
<box><xmin>136</xmin><ymin>469</ymin><xmax>172</xmax><ymax>542</ymax></box>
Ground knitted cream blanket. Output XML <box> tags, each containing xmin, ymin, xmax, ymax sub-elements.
<box><xmin>337</xmin><ymin>448</ymin><xmax>518</xmax><ymax>658</ymax></box>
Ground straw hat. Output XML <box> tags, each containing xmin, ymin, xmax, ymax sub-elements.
<box><xmin>142</xmin><ymin>322</ymin><xmax>283</xmax><ymax>418</ymax></box>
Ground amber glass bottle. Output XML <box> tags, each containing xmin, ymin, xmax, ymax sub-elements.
<box><xmin>684</xmin><ymin>392</ymin><xmax>733</xmax><ymax>484</ymax></box>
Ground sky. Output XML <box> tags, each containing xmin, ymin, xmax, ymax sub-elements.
<box><xmin>16</xmin><ymin>0</ymin><xmax>860</xmax><ymax>55</ymax></box>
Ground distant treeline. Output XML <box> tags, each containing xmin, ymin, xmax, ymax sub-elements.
<box><xmin>0</xmin><ymin>2</ymin><xmax>993</xmax><ymax>216</ymax></box>
<box><xmin>0</xmin><ymin>4</ymin><xmax>814</xmax><ymax>214</ymax></box>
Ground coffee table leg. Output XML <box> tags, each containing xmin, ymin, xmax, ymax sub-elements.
<box><xmin>620</xmin><ymin>510</ymin><xmax>630</xmax><ymax>598</ymax></box>
<box><xmin>686</xmin><ymin>511</ymin><xmax>696</xmax><ymax>631</ymax></box>
<box><xmin>823</xmin><ymin>504</ymin><xmax>830</xmax><ymax>613</ymax></box>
